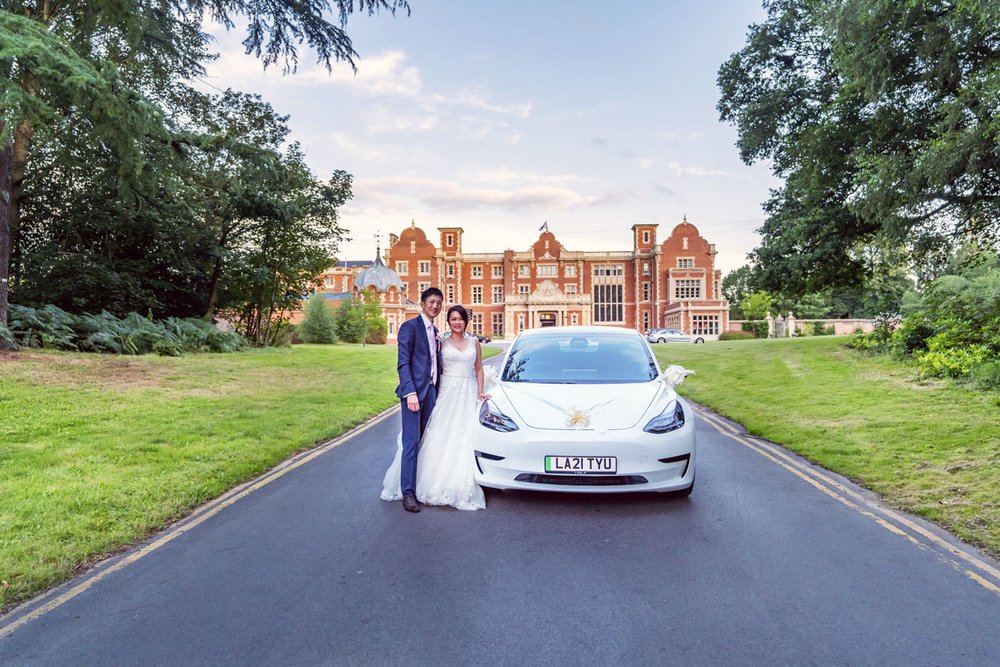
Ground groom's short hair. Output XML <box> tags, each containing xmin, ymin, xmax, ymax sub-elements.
<box><xmin>420</xmin><ymin>286</ymin><xmax>444</xmax><ymax>303</ymax></box>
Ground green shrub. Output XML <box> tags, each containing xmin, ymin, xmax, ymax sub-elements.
<box><xmin>0</xmin><ymin>321</ymin><xmax>18</xmax><ymax>349</ymax></box>
<box><xmin>719</xmin><ymin>331</ymin><xmax>755</xmax><ymax>341</ymax></box>
<box><xmin>811</xmin><ymin>321</ymin><xmax>828</xmax><ymax>336</ymax></box>
<box><xmin>971</xmin><ymin>360</ymin><xmax>1000</xmax><ymax>390</ymax></box>
<box><xmin>298</xmin><ymin>293</ymin><xmax>338</xmax><ymax>343</ymax></box>
<box><xmin>8</xmin><ymin>306</ymin><xmax>246</xmax><ymax>355</ymax></box>
<box><xmin>915</xmin><ymin>335</ymin><xmax>990</xmax><ymax>378</ymax></box>
<box><xmin>741</xmin><ymin>320</ymin><xmax>769</xmax><ymax>338</ymax></box>
<box><xmin>7</xmin><ymin>304</ymin><xmax>78</xmax><ymax>349</ymax></box>
<box><xmin>153</xmin><ymin>338</ymin><xmax>185</xmax><ymax>357</ymax></box>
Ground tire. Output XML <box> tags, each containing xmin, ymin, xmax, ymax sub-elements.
<box><xmin>656</xmin><ymin>337</ymin><xmax>666</xmax><ymax>343</ymax></box>
<box><xmin>693</xmin><ymin>337</ymin><xmax>705</xmax><ymax>344</ymax></box>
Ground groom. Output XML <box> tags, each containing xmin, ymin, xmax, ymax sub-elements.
<box><xmin>395</xmin><ymin>286</ymin><xmax>444</xmax><ymax>513</ymax></box>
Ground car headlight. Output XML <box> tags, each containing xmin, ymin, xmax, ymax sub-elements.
<box><xmin>643</xmin><ymin>399</ymin><xmax>685</xmax><ymax>433</ymax></box>
<box><xmin>479</xmin><ymin>400</ymin><xmax>519</xmax><ymax>432</ymax></box>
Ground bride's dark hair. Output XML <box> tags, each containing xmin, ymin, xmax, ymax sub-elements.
<box><xmin>446</xmin><ymin>304</ymin><xmax>469</xmax><ymax>325</ymax></box>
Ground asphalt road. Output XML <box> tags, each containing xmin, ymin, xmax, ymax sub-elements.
<box><xmin>2</xmin><ymin>370</ymin><xmax>1000</xmax><ymax>664</ymax></box>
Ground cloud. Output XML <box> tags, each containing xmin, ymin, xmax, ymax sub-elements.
<box><xmin>665</xmin><ymin>161</ymin><xmax>735</xmax><ymax>178</ymax></box>
<box><xmin>350</xmin><ymin>176</ymin><xmax>608</xmax><ymax>214</ymax></box>
<box><xmin>654</xmin><ymin>130</ymin><xmax>705</xmax><ymax>142</ymax></box>
<box><xmin>467</xmin><ymin>168</ymin><xmax>590</xmax><ymax>186</ymax></box>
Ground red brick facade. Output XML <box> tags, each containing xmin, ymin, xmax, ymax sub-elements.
<box><xmin>316</xmin><ymin>218</ymin><xmax>729</xmax><ymax>342</ymax></box>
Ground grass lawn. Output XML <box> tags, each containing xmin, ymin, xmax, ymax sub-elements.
<box><xmin>652</xmin><ymin>336</ymin><xmax>1000</xmax><ymax>559</ymax></box>
<box><xmin>0</xmin><ymin>344</ymin><xmax>501</xmax><ymax>610</ymax></box>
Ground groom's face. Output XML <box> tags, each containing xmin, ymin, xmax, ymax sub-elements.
<box><xmin>421</xmin><ymin>294</ymin><xmax>443</xmax><ymax>321</ymax></box>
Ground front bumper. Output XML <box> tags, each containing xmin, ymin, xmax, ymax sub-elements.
<box><xmin>473</xmin><ymin>419</ymin><xmax>696</xmax><ymax>494</ymax></box>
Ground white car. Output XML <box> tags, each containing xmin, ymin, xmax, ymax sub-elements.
<box><xmin>475</xmin><ymin>326</ymin><xmax>696</xmax><ymax>495</ymax></box>
<box><xmin>646</xmin><ymin>328</ymin><xmax>705</xmax><ymax>344</ymax></box>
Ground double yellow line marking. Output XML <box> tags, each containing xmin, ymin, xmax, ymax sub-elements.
<box><xmin>0</xmin><ymin>407</ymin><xmax>400</xmax><ymax>640</ymax></box>
<box><xmin>696</xmin><ymin>407</ymin><xmax>1000</xmax><ymax>596</ymax></box>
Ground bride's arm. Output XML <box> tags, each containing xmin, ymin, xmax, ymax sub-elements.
<box><xmin>474</xmin><ymin>338</ymin><xmax>490</xmax><ymax>400</ymax></box>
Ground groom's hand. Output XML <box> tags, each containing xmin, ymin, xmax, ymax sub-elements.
<box><xmin>407</xmin><ymin>395</ymin><xmax>420</xmax><ymax>412</ymax></box>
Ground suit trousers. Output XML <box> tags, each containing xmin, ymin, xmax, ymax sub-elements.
<box><xmin>400</xmin><ymin>384</ymin><xmax>437</xmax><ymax>495</ymax></box>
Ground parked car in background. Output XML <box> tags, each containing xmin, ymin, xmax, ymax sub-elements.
<box><xmin>477</xmin><ymin>334</ymin><xmax>491</xmax><ymax>344</ymax></box>
<box><xmin>646</xmin><ymin>328</ymin><xmax>704</xmax><ymax>344</ymax></box>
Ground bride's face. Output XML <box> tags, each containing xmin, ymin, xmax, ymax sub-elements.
<box><xmin>448</xmin><ymin>311</ymin><xmax>467</xmax><ymax>335</ymax></box>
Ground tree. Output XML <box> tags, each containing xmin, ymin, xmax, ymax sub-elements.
<box><xmin>722</xmin><ymin>264</ymin><xmax>757</xmax><ymax>319</ymax></box>
<box><xmin>742</xmin><ymin>291</ymin><xmax>775</xmax><ymax>321</ymax></box>
<box><xmin>2</xmin><ymin>1</ymin><xmax>411</xmax><ymax>326</ymax></box>
<box><xmin>718</xmin><ymin>0</ymin><xmax>1000</xmax><ymax>295</ymax></box>
<box><xmin>298</xmin><ymin>292</ymin><xmax>337</xmax><ymax>344</ymax></box>
<box><xmin>333</xmin><ymin>298</ymin><xmax>366</xmax><ymax>343</ymax></box>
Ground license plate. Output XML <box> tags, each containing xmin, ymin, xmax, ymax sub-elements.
<box><xmin>544</xmin><ymin>455</ymin><xmax>617</xmax><ymax>474</ymax></box>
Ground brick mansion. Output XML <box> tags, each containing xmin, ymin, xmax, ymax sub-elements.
<box><xmin>313</xmin><ymin>218</ymin><xmax>730</xmax><ymax>342</ymax></box>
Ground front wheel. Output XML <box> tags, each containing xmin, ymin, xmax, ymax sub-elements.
<box><xmin>656</xmin><ymin>337</ymin><xmax>666</xmax><ymax>343</ymax></box>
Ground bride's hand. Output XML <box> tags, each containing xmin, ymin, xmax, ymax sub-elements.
<box><xmin>478</xmin><ymin>391</ymin><xmax>491</xmax><ymax>401</ymax></box>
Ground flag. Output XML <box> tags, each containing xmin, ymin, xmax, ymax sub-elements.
<box><xmin>538</xmin><ymin>220</ymin><xmax>549</xmax><ymax>232</ymax></box>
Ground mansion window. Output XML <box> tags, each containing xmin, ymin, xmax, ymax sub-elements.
<box><xmin>446</xmin><ymin>233</ymin><xmax>454</xmax><ymax>246</ymax></box>
<box><xmin>565</xmin><ymin>284</ymin><xmax>576</xmax><ymax>295</ymax></box>
<box><xmin>677</xmin><ymin>257</ymin><xmax>694</xmax><ymax>269</ymax></box>
<box><xmin>692</xmin><ymin>314</ymin><xmax>720</xmax><ymax>336</ymax></box>
<box><xmin>565</xmin><ymin>265</ymin><xmax>576</xmax><ymax>278</ymax></box>
<box><xmin>446</xmin><ymin>264</ymin><xmax>455</xmax><ymax>278</ymax></box>
<box><xmin>418</xmin><ymin>260</ymin><xmax>431</xmax><ymax>275</ymax></box>
<box><xmin>471</xmin><ymin>313</ymin><xmax>484</xmax><ymax>335</ymax></box>
<box><xmin>492</xmin><ymin>313</ymin><xmax>504</xmax><ymax>337</ymax></box>
<box><xmin>472</xmin><ymin>286</ymin><xmax>483</xmax><ymax>304</ymax></box>
<box><xmin>471</xmin><ymin>265</ymin><xmax>483</xmax><ymax>278</ymax></box>
<box><xmin>643</xmin><ymin>261</ymin><xmax>650</xmax><ymax>276</ymax></box>
<box><xmin>593</xmin><ymin>264</ymin><xmax>623</xmax><ymax>277</ymax></box>
<box><xmin>396</xmin><ymin>261</ymin><xmax>408</xmax><ymax>275</ymax></box>
<box><xmin>446</xmin><ymin>285</ymin><xmax>455</xmax><ymax>303</ymax></box>
<box><xmin>642</xmin><ymin>282</ymin><xmax>650</xmax><ymax>301</ymax></box>
<box><xmin>643</xmin><ymin>311</ymin><xmax>650</xmax><ymax>331</ymax></box>
<box><xmin>418</xmin><ymin>282</ymin><xmax>430</xmax><ymax>295</ymax></box>
<box><xmin>518</xmin><ymin>265</ymin><xmax>531</xmax><ymax>277</ymax></box>
<box><xmin>323</xmin><ymin>277</ymin><xmax>334</xmax><ymax>288</ymax></box>
<box><xmin>518</xmin><ymin>284</ymin><xmax>530</xmax><ymax>296</ymax></box>
<box><xmin>674</xmin><ymin>279</ymin><xmax>702</xmax><ymax>300</ymax></box>
<box><xmin>492</xmin><ymin>265</ymin><xmax>503</xmax><ymax>278</ymax></box>
<box><xmin>571</xmin><ymin>313</ymin><xmax>579</xmax><ymax>325</ymax></box>
<box><xmin>642</xmin><ymin>230</ymin><xmax>650</xmax><ymax>244</ymax></box>
<box><xmin>592</xmin><ymin>264</ymin><xmax>624</xmax><ymax>323</ymax></box>
<box><xmin>492</xmin><ymin>285</ymin><xmax>504</xmax><ymax>304</ymax></box>
<box><xmin>537</xmin><ymin>264</ymin><xmax>557</xmax><ymax>277</ymax></box>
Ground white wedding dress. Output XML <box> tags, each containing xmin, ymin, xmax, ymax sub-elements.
<box><xmin>381</xmin><ymin>336</ymin><xmax>486</xmax><ymax>510</ymax></box>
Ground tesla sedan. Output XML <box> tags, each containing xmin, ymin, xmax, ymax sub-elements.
<box><xmin>475</xmin><ymin>326</ymin><xmax>696</xmax><ymax>495</ymax></box>
<box><xmin>646</xmin><ymin>328</ymin><xmax>704</xmax><ymax>344</ymax></box>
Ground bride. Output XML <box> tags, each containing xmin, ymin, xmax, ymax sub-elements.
<box><xmin>381</xmin><ymin>304</ymin><xmax>489</xmax><ymax>511</ymax></box>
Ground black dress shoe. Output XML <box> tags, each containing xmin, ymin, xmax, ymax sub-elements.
<box><xmin>402</xmin><ymin>493</ymin><xmax>420</xmax><ymax>513</ymax></box>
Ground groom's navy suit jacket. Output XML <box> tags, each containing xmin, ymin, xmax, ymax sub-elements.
<box><xmin>395</xmin><ymin>315</ymin><xmax>440</xmax><ymax>402</ymax></box>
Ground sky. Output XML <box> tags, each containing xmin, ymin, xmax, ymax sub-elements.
<box><xmin>200</xmin><ymin>1</ymin><xmax>780</xmax><ymax>276</ymax></box>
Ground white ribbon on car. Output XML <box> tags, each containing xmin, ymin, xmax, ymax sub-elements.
<box><xmin>520</xmin><ymin>392</ymin><xmax>618</xmax><ymax>432</ymax></box>
<box><xmin>661</xmin><ymin>365</ymin><xmax>695</xmax><ymax>387</ymax></box>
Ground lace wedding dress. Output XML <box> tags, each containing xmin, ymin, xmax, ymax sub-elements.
<box><xmin>381</xmin><ymin>336</ymin><xmax>486</xmax><ymax>510</ymax></box>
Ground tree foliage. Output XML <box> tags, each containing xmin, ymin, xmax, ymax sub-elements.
<box><xmin>298</xmin><ymin>292</ymin><xmax>338</xmax><ymax>344</ymax></box>
<box><xmin>719</xmin><ymin>0</ymin><xmax>1000</xmax><ymax>295</ymax></box>
<box><xmin>1</xmin><ymin>1</ymin><xmax>410</xmax><ymax>336</ymax></box>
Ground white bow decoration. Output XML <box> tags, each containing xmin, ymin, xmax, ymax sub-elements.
<box><xmin>662</xmin><ymin>365</ymin><xmax>695</xmax><ymax>387</ymax></box>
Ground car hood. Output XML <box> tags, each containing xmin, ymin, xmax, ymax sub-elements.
<box><xmin>498</xmin><ymin>381</ymin><xmax>674</xmax><ymax>431</ymax></box>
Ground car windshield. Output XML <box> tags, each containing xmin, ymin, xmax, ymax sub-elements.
<box><xmin>501</xmin><ymin>333</ymin><xmax>659</xmax><ymax>384</ymax></box>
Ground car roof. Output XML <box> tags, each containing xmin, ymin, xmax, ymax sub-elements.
<box><xmin>515</xmin><ymin>325</ymin><xmax>643</xmax><ymax>339</ymax></box>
